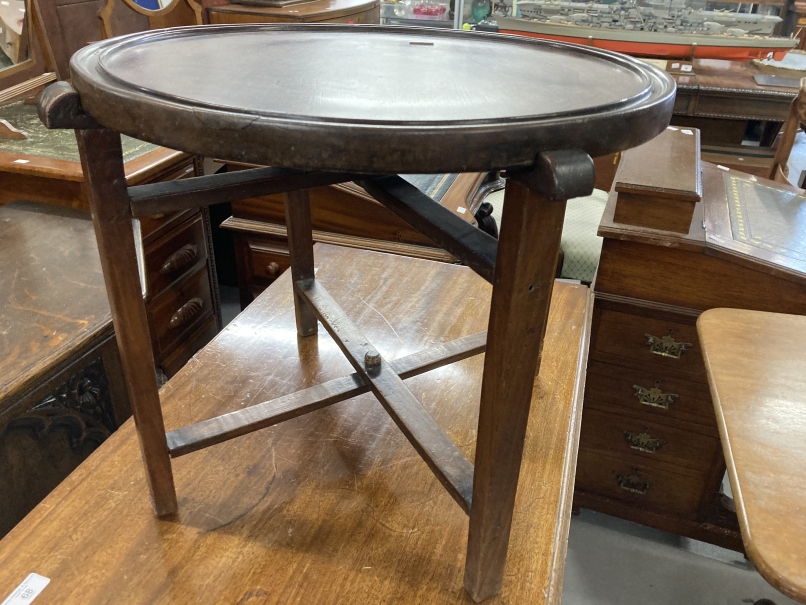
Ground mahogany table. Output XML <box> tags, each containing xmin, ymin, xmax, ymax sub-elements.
<box><xmin>36</xmin><ymin>23</ymin><xmax>674</xmax><ymax>601</ymax></box>
<box><xmin>698</xmin><ymin>309</ymin><xmax>806</xmax><ymax>603</ymax></box>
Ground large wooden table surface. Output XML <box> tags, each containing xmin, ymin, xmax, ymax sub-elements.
<box><xmin>699</xmin><ymin>308</ymin><xmax>806</xmax><ymax>603</ymax></box>
<box><xmin>0</xmin><ymin>244</ymin><xmax>591</xmax><ymax>604</ymax></box>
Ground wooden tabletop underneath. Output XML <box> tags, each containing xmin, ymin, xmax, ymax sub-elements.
<box><xmin>0</xmin><ymin>244</ymin><xmax>591</xmax><ymax>604</ymax></box>
<box><xmin>699</xmin><ymin>309</ymin><xmax>806</xmax><ymax>603</ymax></box>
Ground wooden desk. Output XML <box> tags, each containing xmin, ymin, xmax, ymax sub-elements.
<box><xmin>699</xmin><ymin>309</ymin><xmax>806</xmax><ymax>603</ymax></box>
<box><xmin>0</xmin><ymin>85</ymin><xmax>221</xmax><ymax>378</ymax></box>
<box><xmin>207</xmin><ymin>0</ymin><xmax>379</xmax><ymax>24</ymax></box>
<box><xmin>0</xmin><ymin>201</ymin><xmax>130</xmax><ymax>538</ymax></box>
<box><xmin>577</xmin><ymin>156</ymin><xmax>806</xmax><ymax>550</ymax></box>
<box><xmin>670</xmin><ymin>59</ymin><xmax>797</xmax><ymax>174</ymax></box>
<box><xmin>0</xmin><ymin>244</ymin><xmax>591</xmax><ymax>604</ymax></box>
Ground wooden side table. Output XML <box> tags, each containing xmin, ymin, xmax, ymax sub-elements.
<box><xmin>698</xmin><ymin>308</ymin><xmax>806</xmax><ymax>604</ymax></box>
<box><xmin>38</xmin><ymin>24</ymin><xmax>673</xmax><ymax>600</ymax></box>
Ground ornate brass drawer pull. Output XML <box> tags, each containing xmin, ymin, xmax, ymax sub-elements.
<box><xmin>615</xmin><ymin>469</ymin><xmax>651</xmax><ymax>495</ymax></box>
<box><xmin>633</xmin><ymin>381</ymin><xmax>678</xmax><ymax>410</ymax></box>
<box><xmin>160</xmin><ymin>244</ymin><xmax>198</xmax><ymax>274</ymax></box>
<box><xmin>624</xmin><ymin>428</ymin><xmax>666</xmax><ymax>453</ymax></box>
<box><xmin>645</xmin><ymin>329</ymin><xmax>692</xmax><ymax>359</ymax></box>
<box><xmin>169</xmin><ymin>297</ymin><xmax>203</xmax><ymax>330</ymax></box>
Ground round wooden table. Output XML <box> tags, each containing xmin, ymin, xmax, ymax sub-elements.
<box><xmin>39</xmin><ymin>24</ymin><xmax>675</xmax><ymax>602</ymax></box>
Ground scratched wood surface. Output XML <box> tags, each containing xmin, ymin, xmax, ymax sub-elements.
<box><xmin>0</xmin><ymin>243</ymin><xmax>590</xmax><ymax>604</ymax></box>
<box><xmin>0</xmin><ymin>201</ymin><xmax>111</xmax><ymax>404</ymax></box>
<box><xmin>699</xmin><ymin>309</ymin><xmax>806</xmax><ymax>603</ymax></box>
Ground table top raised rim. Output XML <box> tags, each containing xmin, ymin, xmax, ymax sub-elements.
<box><xmin>67</xmin><ymin>24</ymin><xmax>677</xmax><ymax>173</ymax></box>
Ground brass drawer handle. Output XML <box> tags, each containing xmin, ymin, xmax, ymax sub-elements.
<box><xmin>615</xmin><ymin>469</ymin><xmax>651</xmax><ymax>495</ymax></box>
<box><xmin>624</xmin><ymin>428</ymin><xmax>666</xmax><ymax>453</ymax></box>
<box><xmin>169</xmin><ymin>297</ymin><xmax>203</xmax><ymax>330</ymax></box>
<box><xmin>633</xmin><ymin>381</ymin><xmax>678</xmax><ymax>410</ymax></box>
<box><xmin>265</xmin><ymin>261</ymin><xmax>281</xmax><ymax>277</ymax></box>
<box><xmin>645</xmin><ymin>329</ymin><xmax>692</xmax><ymax>359</ymax></box>
<box><xmin>160</xmin><ymin>244</ymin><xmax>198</xmax><ymax>274</ymax></box>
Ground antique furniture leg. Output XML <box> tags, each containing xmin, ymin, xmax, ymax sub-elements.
<box><xmin>465</xmin><ymin>153</ymin><xmax>594</xmax><ymax>601</ymax></box>
<box><xmin>284</xmin><ymin>189</ymin><xmax>318</xmax><ymax>337</ymax></box>
<box><xmin>76</xmin><ymin>128</ymin><xmax>177</xmax><ymax>516</ymax></box>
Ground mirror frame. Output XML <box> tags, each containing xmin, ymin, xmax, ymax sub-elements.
<box><xmin>100</xmin><ymin>0</ymin><xmax>203</xmax><ymax>38</ymax></box>
<box><xmin>0</xmin><ymin>0</ymin><xmax>47</xmax><ymax>91</ymax></box>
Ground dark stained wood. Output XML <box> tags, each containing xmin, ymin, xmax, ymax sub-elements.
<box><xmin>0</xmin><ymin>244</ymin><xmax>591</xmax><ymax>605</ymax></box>
<box><xmin>767</xmin><ymin>77</ymin><xmax>806</xmax><ymax>185</ymax></box>
<box><xmin>128</xmin><ymin>166</ymin><xmax>360</xmax><ymax>217</ymax></box>
<box><xmin>66</xmin><ymin>26</ymin><xmax>675</xmax><ymax>173</ymax></box>
<box><xmin>361</xmin><ymin>175</ymin><xmax>497</xmax><ymax>284</ymax></box>
<box><xmin>51</xmin><ymin>27</ymin><xmax>670</xmax><ymax>600</ymax></box>
<box><xmin>465</xmin><ymin>179</ymin><xmax>568</xmax><ymax>601</ymax></box>
<box><xmin>298</xmin><ymin>278</ymin><xmax>475</xmax><ymax>514</ymax></box>
<box><xmin>698</xmin><ymin>309</ymin><xmax>806</xmax><ymax>603</ymax></box>
<box><xmin>284</xmin><ymin>189</ymin><xmax>318</xmax><ymax>337</ymax></box>
<box><xmin>166</xmin><ymin>331</ymin><xmax>487</xmax><ymax>457</ymax></box>
<box><xmin>76</xmin><ymin>128</ymin><xmax>177</xmax><ymax>516</ymax></box>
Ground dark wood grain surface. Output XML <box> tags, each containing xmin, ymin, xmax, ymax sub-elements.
<box><xmin>207</xmin><ymin>0</ymin><xmax>378</xmax><ymax>22</ymax></box>
<box><xmin>66</xmin><ymin>25</ymin><xmax>675</xmax><ymax>172</ymax></box>
<box><xmin>0</xmin><ymin>244</ymin><xmax>591</xmax><ymax>604</ymax></box>
<box><xmin>0</xmin><ymin>201</ymin><xmax>110</xmax><ymax>403</ymax></box>
<box><xmin>698</xmin><ymin>309</ymin><xmax>806</xmax><ymax>603</ymax></box>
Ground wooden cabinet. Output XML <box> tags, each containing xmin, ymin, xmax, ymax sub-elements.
<box><xmin>574</xmin><ymin>128</ymin><xmax>806</xmax><ymax>550</ymax></box>
<box><xmin>223</xmin><ymin>173</ymin><xmax>496</xmax><ymax>307</ymax></box>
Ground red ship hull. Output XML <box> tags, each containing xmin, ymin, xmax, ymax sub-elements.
<box><xmin>498</xmin><ymin>29</ymin><xmax>791</xmax><ymax>61</ymax></box>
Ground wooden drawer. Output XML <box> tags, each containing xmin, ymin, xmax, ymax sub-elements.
<box><xmin>584</xmin><ymin>360</ymin><xmax>716</xmax><ymax>427</ymax></box>
<box><xmin>592</xmin><ymin>308</ymin><xmax>707</xmax><ymax>382</ymax></box>
<box><xmin>145</xmin><ymin>215</ymin><xmax>208</xmax><ymax>299</ymax></box>
<box><xmin>148</xmin><ymin>265</ymin><xmax>214</xmax><ymax>358</ymax></box>
<box><xmin>575</xmin><ymin>448</ymin><xmax>710</xmax><ymax>516</ymax></box>
<box><xmin>579</xmin><ymin>407</ymin><xmax>721</xmax><ymax>472</ymax></box>
<box><xmin>158</xmin><ymin>315</ymin><xmax>219</xmax><ymax>378</ymax></box>
<box><xmin>138</xmin><ymin>210</ymin><xmax>195</xmax><ymax>244</ymax></box>
<box><xmin>245</xmin><ymin>239</ymin><xmax>291</xmax><ymax>286</ymax></box>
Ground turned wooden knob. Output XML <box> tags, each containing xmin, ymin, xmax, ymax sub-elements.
<box><xmin>265</xmin><ymin>262</ymin><xmax>280</xmax><ymax>277</ymax></box>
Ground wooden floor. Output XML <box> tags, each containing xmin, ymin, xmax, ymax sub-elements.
<box><xmin>0</xmin><ymin>244</ymin><xmax>591</xmax><ymax>604</ymax></box>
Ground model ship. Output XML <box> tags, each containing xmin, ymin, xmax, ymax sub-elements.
<box><xmin>494</xmin><ymin>0</ymin><xmax>797</xmax><ymax>60</ymax></box>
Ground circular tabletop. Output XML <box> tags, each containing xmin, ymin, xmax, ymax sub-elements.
<box><xmin>69</xmin><ymin>24</ymin><xmax>676</xmax><ymax>173</ymax></box>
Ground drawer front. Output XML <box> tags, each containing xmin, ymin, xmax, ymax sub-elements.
<box><xmin>148</xmin><ymin>266</ymin><xmax>214</xmax><ymax>358</ymax></box>
<box><xmin>158</xmin><ymin>315</ymin><xmax>219</xmax><ymax>378</ymax></box>
<box><xmin>145</xmin><ymin>215</ymin><xmax>208</xmax><ymax>299</ymax></box>
<box><xmin>246</xmin><ymin>241</ymin><xmax>291</xmax><ymax>287</ymax></box>
<box><xmin>579</xmin><ymin>408</ymin><xmax>720</xmax><ymax>472</ymax></box>
<box><xmin>138</xmin><ymin>210</ymin><xmax>195</xmax><ymax>244</ymax></box>
<box><xmin>575</xmin><ymin>448</ymin><xmax>709</xmax><ymax>516</ymax></box>
<box><xmin>585</xmin><ymin>361</ymin><xmax>716</xmax><ymax>427</ymax></box>
<box><xmin>592</xmin><ymin>308</ymin><xmax>706</xmax><ymax>382</ymax></box>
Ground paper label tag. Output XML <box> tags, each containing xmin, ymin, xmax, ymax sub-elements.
<box><xmin>13</xmin><ymin>159</ymin><xmax>29</xmax><ymax>164</ymax></box>
<box><xmin>681</xmin><ymin>129</ymin><xmax>694</xmax><ymax>135</ymax></box>
<box><xmin>717</xmin><ymin>165</ymin><xmax>730</xmax><ymax>171</ymax></box>
<box><xmin>681</xmin><ymin>65</ymin><xmax>692</xmax><ymax>72</ymax></box>
<box><xmin>456</xmin><ymin>206</ymin><xmax>466</xmax><ymax>214</ymax></box>
<box><xmin>2</xmin><ymin>574</ymin><xmax>50</xmax><ymax>605</ymax></box>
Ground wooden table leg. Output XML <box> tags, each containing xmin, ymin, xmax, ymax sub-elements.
<box><xmin>284</xmin><ymin>189</ymin><xmax>318</xmax><ymax>337</ymax></box>
<box><xmin>464</xmin><ymin>151</ymin><xmax>594</xmax><ymax>602</ymax></box>
<box><xmin>76</xmin><ymin>128</ymin><xmax>177</xmax><ymax>517</ymax></box>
